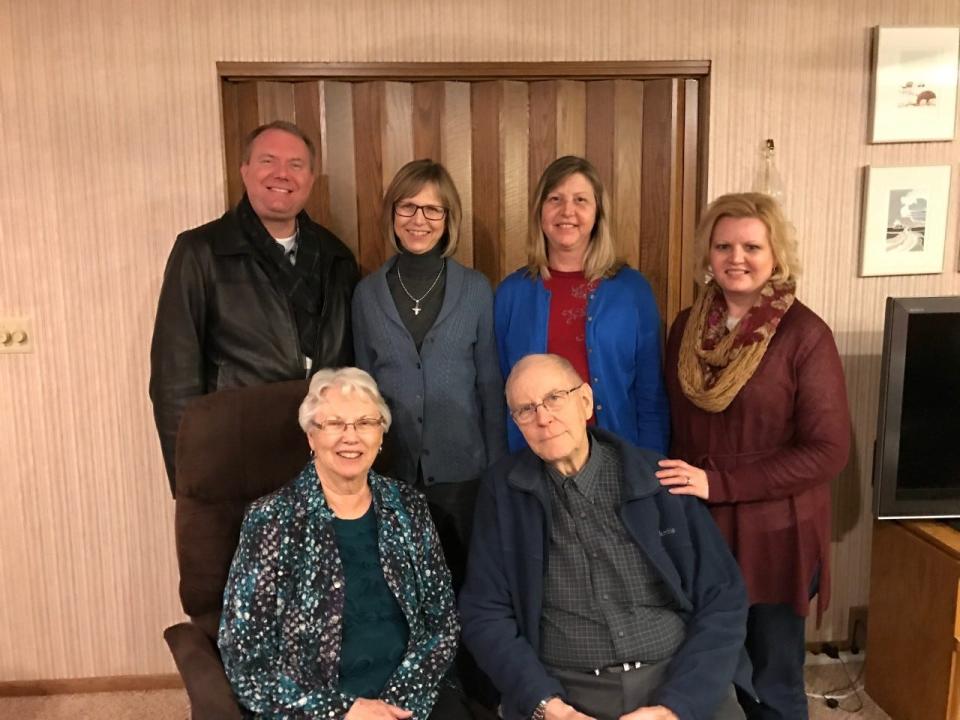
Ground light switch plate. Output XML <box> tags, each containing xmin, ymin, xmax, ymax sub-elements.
<box><xmin>0</xmin><ymin>316</ymin><xmax>34</xmax><ymax>354</ymax></box>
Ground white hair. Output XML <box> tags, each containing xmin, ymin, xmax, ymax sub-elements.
<box><xmin>298</xmin><ymin>367</ymin><xmax>392</xmax><ymax>433</ymax></box>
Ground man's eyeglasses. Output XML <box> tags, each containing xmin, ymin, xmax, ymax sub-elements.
<box><xmin>311</xmin><ymin>417</ymin><xmax>384</xmax><ymax>435</ymax></box>
<box><xmin>394</xmin><ymin>202</ymin><xmax>447</xmax><ymax>221</ymax></box>
<box><xmin>510</xmin><ymin>384</ymin><xmax>584</xmax><ymax>425</ymax></box>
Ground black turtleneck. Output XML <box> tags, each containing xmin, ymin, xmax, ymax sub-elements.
<box><xmin>386</xmin><ymin>243</ymin><xmax>447</xmax><ymax>352</ymax></box>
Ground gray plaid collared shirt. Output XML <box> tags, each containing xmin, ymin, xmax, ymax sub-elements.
<box><xmin>539</xmin><ymin>439</ymin><xmax>686</xmax><ymax>671</ymax></box>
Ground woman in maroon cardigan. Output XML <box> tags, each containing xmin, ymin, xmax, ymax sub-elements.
<box><xmin>657</xmin><ymin>193</ymin><xmax>850</xmax><ymax>720</ymax></box>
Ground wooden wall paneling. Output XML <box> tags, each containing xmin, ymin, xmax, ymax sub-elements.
<box><xmin>528</xmin><ymin>81</ymin><xmax>558</xmax><ymax>194</ymax></box>
<box><xmin>256</xmin><ymin>81</ymin><xmax>296</xmax><ymax>124</ymax></box>
<box><xmin>381</xmin><ymin>81</ymin><xmax>414</xmax><ymax>195</ymax></box>
<box><xmin>501</xmin><ymin>81</ymin><xmax>530</xmax><ymax>277</ymax></box>
<box><xmin>611</xmin><ymin>80</ymin><xmax>643</xmax><ymax>271</ymax></box>
<box><xmin>555</xmin><ymin>80</ymin><xmax>586</xmax><ymax>157</ymax></box>
<box><xmin>321</xmin><ymin>81</ymin><xmax>359</xmax><ymax>258</ymax></box>
<box><xmin>413</xmin><ymin>81</ymin><xmax>445</xmax><ymax>161</ymax></box>
<box><xmin>677</xmin><ymin>78</ymin><xmax>701</xmax><ymax>320</ymax></box>
<box><xmin>585</xmin><ymin>80</ymin><xmax>616</xmax><ymax>193</ymax></box>
<box><xmin>352</xmin><ymin>81</ymin><xmax>387</xmax><ymax>275</ymax></box>
<box><xmin>292</xmin><ymin>81</ymin><xmax>329</xmax><ymax>225</ymax></box>
<box><xmin>471</xmin><ymin>81</ymin><xmax>503</xmax><ymax>284</ymax></box>
<box><xmin>638</xmin><ymin>78</ymin><xmax>680</xmax><ymax>318</ymax></box>
<box><xmin>442</xmin><ymin>82</ymin><xmax>474</xmax><ymax>269</ymax></box>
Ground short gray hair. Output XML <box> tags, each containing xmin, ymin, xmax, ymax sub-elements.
<box><xmin>298</xmin><ymin>367</ymin><xmax>392</xmax><ymax>433</ymax></box>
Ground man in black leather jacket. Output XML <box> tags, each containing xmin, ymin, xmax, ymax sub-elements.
<box><xmin>149</xmin><ymin>121</ymin><xmax>359</xmax><ymax>495</ymax></box>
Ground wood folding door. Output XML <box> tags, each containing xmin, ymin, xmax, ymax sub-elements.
<box><xmin>219</xmin><ymin>62</ymin><xmax>709</xmax><ymax>324</ymax></box>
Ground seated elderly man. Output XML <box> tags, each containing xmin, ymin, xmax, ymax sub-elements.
<box><xmin>460</xmin><ymin>354</ymin><xmax>749</xmax><ymax>720</ymax></box>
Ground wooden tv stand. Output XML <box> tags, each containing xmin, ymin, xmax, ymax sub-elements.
<box><xmin>865</xmin><ymin>521</ymin><xmax>960</xmax><ymax>720</ymax></box>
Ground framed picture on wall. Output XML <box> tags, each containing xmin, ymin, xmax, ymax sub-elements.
<box><xmin>869</xmin><ymin>27</ymin><xmax>960</xmax><ymax>143</ymax></box>
<box><xmin>859</xmin><ymin>165</ymin><xmax>951</xmax><ymax>276</ymax></box>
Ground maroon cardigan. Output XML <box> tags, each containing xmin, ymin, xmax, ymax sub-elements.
<box><xmin>665</xmin><ymin>300</ymin><xmax>850</xmax><ymax>618</ymax></box>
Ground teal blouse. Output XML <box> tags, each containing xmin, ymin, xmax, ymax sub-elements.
<box><xmin>333</xmin><ymin>506</ymin><xmax>409</xmax><ymax>697</ymax></box>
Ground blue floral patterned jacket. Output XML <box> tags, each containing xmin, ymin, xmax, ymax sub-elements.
<box><xmin>218</xmin><ymin>462</ymin><xmax>459</xmax><ymax>719</ymax></box>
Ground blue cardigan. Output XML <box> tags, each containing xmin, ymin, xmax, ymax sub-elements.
<box><xmin>353</xmin><ymin>257</ymin><xmax>507</xmax><ymax>486</ymax></box>
<box><xmin>459</xmin><ymin>429</ymin><xmax>749</xmax><ymax>720</ymax></box>
<box><xmin>494</xmin><ymin>267</ymin><xmax>670</xmax><ymax>454</ymax></box>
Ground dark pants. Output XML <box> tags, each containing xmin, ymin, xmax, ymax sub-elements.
<box><xmin>416</xmin><ymin>476</ymin><xmax>499</xmax><ymax>712</ymax></box>
<box><xmin>549</xmin><ymin>662</ymin><xmax>745</xmax><ymax>720</ymax></box>
<box><xmin>739</xmin><ymin>568</ymin><xmax>819</xmax><ymax>720</ymax></box>
<box><xmin>415</xmin><ymin>476</ymin><xmax>479</xmax><ymax>590</ymax></box>
<box><xmin>739</xmin><ymin>603</ymin><xmax>808</xmax><ymax>720</ymax></box>
<box><xmin>427</xmin><ymin>685</ymin><xmax>475</xmax><ymax>720</ymax></box>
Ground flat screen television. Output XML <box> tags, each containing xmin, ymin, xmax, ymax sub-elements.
<box><xmin>873</xmin><ymin>295</ymin><xmax>960</xmax><ymax>520</ymax></box>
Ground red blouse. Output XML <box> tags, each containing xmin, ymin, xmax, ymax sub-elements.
<box><xmin>544</xmin><ymin>269</ymin><xmax>597</xmax><ymax>424</ymax></box>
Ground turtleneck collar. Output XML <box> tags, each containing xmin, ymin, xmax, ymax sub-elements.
<box><xmin>395</xmin><ymin>241</ymin><xmax>446</xmax><ymax>280</ymax></box>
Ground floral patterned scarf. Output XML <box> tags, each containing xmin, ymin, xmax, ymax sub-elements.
<box><xmin>677</xmin><ymin>279</ymin><xmax>796</xmax><ymax>413</ymax></box>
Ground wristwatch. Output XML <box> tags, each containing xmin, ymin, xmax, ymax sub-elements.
<box><xmin>531</xmin><ymin>695</ymin><xmax>559</xmax><ymax>720</ymax></box>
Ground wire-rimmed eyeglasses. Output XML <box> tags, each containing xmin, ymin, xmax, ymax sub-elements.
<box><xmin>509</xmin><ymin>384</ymin><xmax>584</xmax><ymax>425</ymax></box>
<box><xmin>394</xmin><ymin>202</ymin><xmax>447</xmax><ymax>221</ymax></box>
<box><xmin>311</xmin><ymin>417</ymin><xmax>384</xmax><ymax>435</ymax></box>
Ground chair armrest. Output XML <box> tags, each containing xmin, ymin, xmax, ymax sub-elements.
<box><xmin>164</xmin><ymin>622</ymin><xmax>243</xmax><ymax>720</ymax></box>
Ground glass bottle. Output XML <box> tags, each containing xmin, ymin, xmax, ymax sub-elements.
<box><xmin>753</xmin><ymin>138</ymin><xmax>786</xmax><ymax>207</ymax></box>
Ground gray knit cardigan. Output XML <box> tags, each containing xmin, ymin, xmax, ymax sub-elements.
<box><xmin>352</xmin><ymin>257</ymin><xmax>507</xmax><ymax>485</ymax></box>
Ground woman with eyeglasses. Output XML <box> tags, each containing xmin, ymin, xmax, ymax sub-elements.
<box><xmin>352</xmin><ymin>160</ymin><xmax>506</xmax><ymax>583</ymax></box>
<box><xmin>495</xmin><ymin>155</ymin><xmax>670</xmax><ymax>454</ymax></box>
<box><xmin>351</xmin><ymin>160</ymin><xmax>506</xmax><ymax>709</ymax></box>
<box><xmin>219</xmin><ymin>367</ymin><xmax>469</xmax><ymax>719</ymax></box>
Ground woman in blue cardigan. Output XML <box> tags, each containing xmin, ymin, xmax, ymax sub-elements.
<box><xmin>352</xmin><ymin>159</ymin><xmax>506</xmax><ymax>592</ymax></box>
<box><xmin>495</xmin><ymin>155</ymin><xmax>670</xmax><ymax>453</ymax></box>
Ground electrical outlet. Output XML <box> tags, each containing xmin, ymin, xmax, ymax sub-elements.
<box><xmin>0</xmin><ymin>317</ymin><xmax>34</xmax><ymax>354</ymax></box>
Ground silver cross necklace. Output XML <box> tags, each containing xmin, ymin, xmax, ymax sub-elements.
<box><xmin>396</xmin><ymin>259</ymin><xmax>445</xmax><ymax>316</ymax></box>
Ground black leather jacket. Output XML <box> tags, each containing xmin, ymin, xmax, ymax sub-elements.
<box><xmin>149</xmin><ymin>208</ymin><xmax>358</xmax><ymax>494</ymax></box>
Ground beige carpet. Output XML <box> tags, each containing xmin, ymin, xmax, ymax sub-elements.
<box><xmin>806</xmin><ymin>659</ymin><xmax>890</xmax><ymax>720</ymax></box>
<box><xmin>0</xmin><ymin>661</ymin><xmax>889</xmax><ymax>719</ymax></box>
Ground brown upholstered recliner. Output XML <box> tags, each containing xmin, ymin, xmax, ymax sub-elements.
<box><xmin>163</xmin><ymin>379</ymin><xmax>310</xmax><ymax>719</ymax></box>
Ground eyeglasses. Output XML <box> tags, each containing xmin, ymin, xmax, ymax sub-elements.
<box><xmin>311</xmin><ymin>416</ymin><xmax>384</xmax><ymax>435</ymax></box>
<box><xmin>510</xmin><ymin>384</ymin><xmax>584</xmax><ymax>425</ymax></box>
<box><xmin>394</xmin><ymin>202</ymin><xmax>447</xmax><ymax>221</ymax></box>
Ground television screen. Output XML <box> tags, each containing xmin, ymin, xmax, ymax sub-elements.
<box><xmin>873</xmin><ymin>296</ymin><xmax>960</xmax><ymax>519</ymax></box>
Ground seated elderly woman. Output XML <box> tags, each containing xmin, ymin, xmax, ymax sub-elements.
<box><xmin>218</xmin><ymin>367</ymin><xmax>466</xmax><ymax>720</ymax></box>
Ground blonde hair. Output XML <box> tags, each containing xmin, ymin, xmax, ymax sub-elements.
<box><xmin>298</xmin><ymin>367</ymin><xmax>392</xmax><ymax>433</ymax></box>
<box><xmin>527</xmin><ymin>156</ymin><xmax>624</xmax><ymax>282</ymax></box>
<box><xmin>695</xmin><ymin>192</ymin><xmax>801</xmax><ymax>285</ymax></box>
<box><xmin>381</xmin><ymin>159</ymin><xmax>462</xmax><ymax>257</ymax></box>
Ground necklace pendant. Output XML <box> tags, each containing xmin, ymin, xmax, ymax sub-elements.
<box><xmin>413</xmin><ymin>302</ymin><xmax>422</xmax><ymax>316</ymax></box>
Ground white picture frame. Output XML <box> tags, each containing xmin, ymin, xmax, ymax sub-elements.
<box><xmin>860</xmin><ymin>165</ymin><xmax>951</xmax><ymax>277</ymax></box>
<box><xmin>869</xmin><ymin>27</ymin><xmax>960</xmax><ymax>143</ymax></box>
